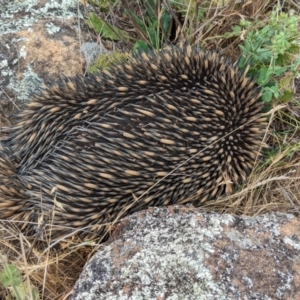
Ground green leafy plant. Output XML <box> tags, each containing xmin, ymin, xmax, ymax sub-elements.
<box><xmin>85</xmin><ymin>12</ymin><xmax>128</xmax><ymax>41</ymax></box>
<box><xmin>86</xmin><ymin>0</ymin><xmax>119</xmax><ymax>13</ymax></box>
<box><xmin>84</xmin><ymin>0</ymin><xmax>216</xmax><ymax>53</ymax></box>
<box><xmin>226</xmin><ymin>6</ymin><xmax>300</xmax><ymax>103</ymax></box>
<box><xmin>131</xmin><ymin>0</ymin><xmax>173</xmax><ymax>51</ymax></box>
<box><xmin>0</xmin><ymin>263</ymin><xmax>39</xmax><ymax>300</ymax></box>
<box><xmin>87</xmin><ymin>52</ymin><xmax>129</xmax><ymax>74</ymax></box>
<box><xmin>85</xmin><ymin>0</ymin><xmax>173</xmax><ymax>52</ymax></box>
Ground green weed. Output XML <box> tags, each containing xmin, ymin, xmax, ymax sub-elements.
<box><xmin>225</xmin><ymin>6</ymin><xmax>300</xmax><ymax>103</ymax></box>
<box><xmin>0</xmin><ymin>262</ymin><xmax>39</xmax><ymax>300</ymax></box>
<box><xmin>84</xmin><ymin>0</ymin><xmax>213</xmax><ymax>52</ymax></box>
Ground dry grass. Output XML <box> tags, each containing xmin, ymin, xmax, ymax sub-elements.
<box><xmin>204</xmin><ymin>101</ymin><xmax>300</xmax><ymax>215</ymax></box>
<box><xmin>0</xmin><ymin>0</ymin><xmax>300</xmax><ymax>299</ymax></box>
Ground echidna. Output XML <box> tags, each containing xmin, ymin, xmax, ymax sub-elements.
<box><xmin>0</xmin><ymin>45</ymin><xmax>266</xmax><ymax>240</ymax></box>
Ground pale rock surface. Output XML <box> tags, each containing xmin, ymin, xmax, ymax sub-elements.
<box><xmin>0</xmin><ymin>0</ymin><xmax>93</xmax><ymax>104</ymax></box>
<box><xmin>72</xmin><ymin>206</ymin><xmax>300</xmax><ymax>300</ymax></box>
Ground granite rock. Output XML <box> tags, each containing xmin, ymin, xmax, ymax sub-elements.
<box><xmin>72</xmin><ymin>206</ymin><xmax>300</xmax><ymax>300</ymax></box>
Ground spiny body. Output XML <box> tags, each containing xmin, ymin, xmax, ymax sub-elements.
<box><xmin>0</xmin><ymin>45</ymin><xmax>266</xmax><ymax>240</ymax></box>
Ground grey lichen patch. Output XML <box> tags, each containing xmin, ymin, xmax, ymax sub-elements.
<box><xmin>0</xmin><ymin>0</ymin><xmax>84</xmax><ymax>34</ymax></box>
<box><xmin>7</xmin><ymin>65</ymin><xmax>42</xmax><ymax>101</ymax></box>
<box><xmin>284</xmin><ymin>236</ymin><xmax>300</xmax><ymax>250</ymax></box>
<box><xmin>81</xmin><ymin>42</ymin><xmax>104</xmax><ymax>66</ymax></box>
<box><xmin>0</xmin><ymin>59</ymin><xmax>8</xmax><ymax>69</ymax></box>
<box><xmin>19</xmin><ymin>45</ymin><xmax>27</xmax><ymax>59</ymax></box>
<box><xmin>276</xmin><ymin>271</ymin><xmax>294</xmax><ymax>298</ymax></box>
<box><xmin>242</xmin><ymin>276</ymin><xmax>253</xmax><ymax>289</ymax></box>
<box><xmin>243</xmin><ymin>213</ymin><xmax>294</xmax><ymax>236</ymax></box>
<box><xmin>45</xmin><ymin>22</ymin><xmax>61</xmax><ymax>35</ymax></box>
<box><xmin>226</xmin><ymin>230</ymin><xmax>255</xmax><ymax>249</ymax></box>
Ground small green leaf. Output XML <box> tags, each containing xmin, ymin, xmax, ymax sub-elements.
<box><xmin>270</xmin><ymin>85</ymin><xmax>280</xmax><ymax>98</ymax></box>
<box><xmin>0</xmin><ymin>264</ymin><xmax>22</xmax><ymax>287</ymax></box>
<box><xmin>144</xmin><ymin>0</ymin><xmax>157</xmax><ymax>21</ymax></box>
<box><xmin>257</xmin><ymin>67</ymin><xmax>269</xmax><ymax>85</ymax></box>
<box><xmin>160</xmin><ymin>11</ymin><xmax>172</xmax><ymax>36</ymax></box>
<box><xmin>261</xmin><ymin>89</ymin><xmax>273</xmax><ymax>102</ymax></box>
<box><xmin>279</xmin><ymin>91</ymin><xmax>294</xmax><ymax>103</ymax></box>
<box><xmin>149</xmin><ymin>27</ymin><xmax>158</xmax><ymax>48</ymax></box>
<box><xmin>233</xmin><ymin>25</ymin><xmax>241</xmax><ymax>35</ymax></box>
<box><xmin>86</xmin><ymin>13</ymin><xmax>127</xmax><ymax>41</ymax></box>
<box><xmin>133</xmin><ymin>40</ymin><xmax>151</xmax><ymax>53</ymax></box>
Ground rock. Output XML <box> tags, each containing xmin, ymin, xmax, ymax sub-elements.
<box><xmin>0</xmin><ymin>0</ymin><xmax>93</xmax><ymax>103</ymax></box>
<box><xmin>71</xmin><ymin>206</ymin><xmax>300</xmax><ymax>300</ymax></box>
<box><xmin>81</xmin><ymin>42</ymin><xmax>109</xmax><ymax>66</ymax></box>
